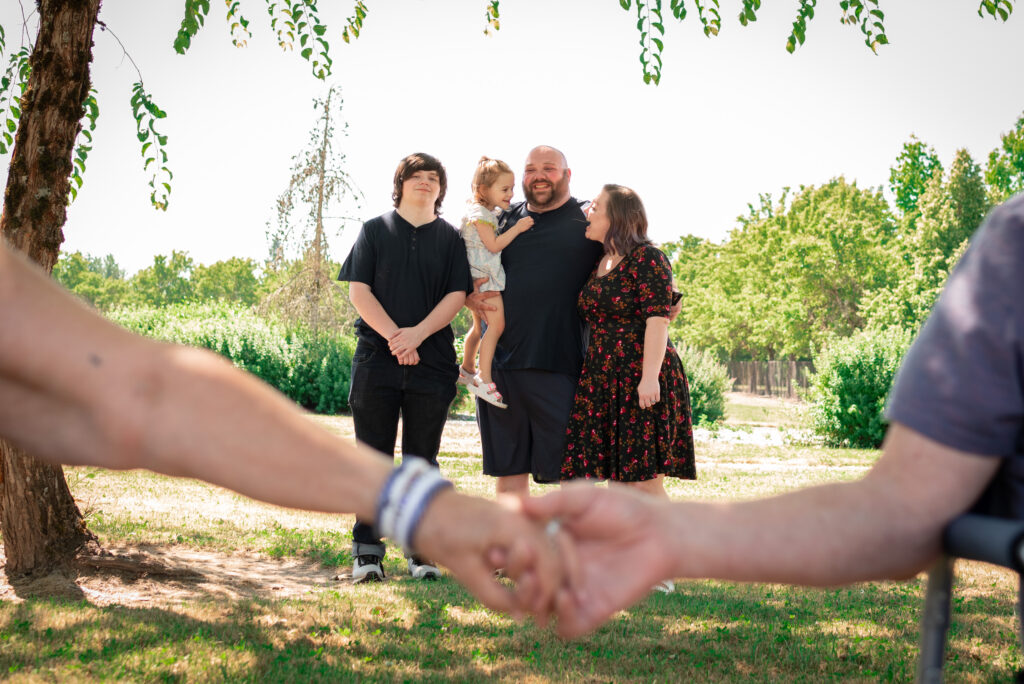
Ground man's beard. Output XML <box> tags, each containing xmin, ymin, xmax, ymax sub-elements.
<box><xmin>523</xmin><ymin>171</ymin><xmax>570</xmax><ymax>211</ymax></box>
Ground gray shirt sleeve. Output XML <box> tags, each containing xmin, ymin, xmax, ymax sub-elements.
<box><xmin>885</xmin><ymin>196</ymin><xmax>1024</xmax><ymax>458</ymax></box>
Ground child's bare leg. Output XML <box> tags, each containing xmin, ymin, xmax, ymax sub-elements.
<box><xmin>462</xmin><ymin>310</ymin><xmax>483</xmax><ymax>375</ymax></box>
<box><xmin>477</xmin><ymin>295</ymin><xmax>506</xmax><ymax>385</ymax></box>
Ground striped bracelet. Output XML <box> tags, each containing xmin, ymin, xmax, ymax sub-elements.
<box><xmin>375</xmin><ymin>457</ymin><xmax>453</xmax><ymax>556</ymax></box>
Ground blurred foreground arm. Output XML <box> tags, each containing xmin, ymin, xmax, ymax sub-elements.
<box><xmin>0</xmin><ymin>243</ymin><xmax>561</xmax><ymax>617</ymax></box>
<box><xmin>526</xmin><ymin>424</ymin><xmax>998</xmax><ymax>638</ymax></box>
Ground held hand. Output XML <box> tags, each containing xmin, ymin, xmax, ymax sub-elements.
<box><xmin>668</xmin><ymin>294</ymin><xmax>682</xmax><ymax>322</ymax></box>
<box><xmin>512</xmin><ymin>216</ymin><xmax>534</xmax><ymax>233</ymax></box>
<box><xmin>414</xmin><ymin>491</ymin><xmax>564</xmax><ymax>624</ymax></box>
<box><xmin>465</xmin><ymin>277</ymin><xmax>499</xmax><ymax>325</ymax></box>
<box><xmin>389</xmin><ymin>327</ymin><xmax>425</xmax><ymax>357</ymax></box>
<box><xmin>396</xmin><ymin>348</ymin><xmax>419</xmax><ymax>365</ymax></box>
<box><xmin>637</xmin><ymin>375</ymin><xmax>660</xmax><ymax>409</ymax></box>
<box><xmin>521</xmin><ymin>482</ymin><xmax>675</xmax><ymax>638</ymax></box>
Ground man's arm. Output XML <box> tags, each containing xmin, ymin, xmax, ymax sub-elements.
<box><xmin>526</xmin><ymin>423</ymin><xmax>999</xmax><ymax>637</ymax></box>
<box><xmin>348</xmin><ymin>281</ymin><xmax>400</xmax><ymax>339</ymax></box>
<box><xmin>388</xmin><ymin>290</ymin><xmax>466</xmax><ymax>357</ymax></box>
<box><xmin>0</xmin><ymin>243</ymin><xmax>562</xmax><ymax>619</ymax></box>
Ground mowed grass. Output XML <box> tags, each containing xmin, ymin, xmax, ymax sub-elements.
<box><xmin>2</xmin><ymin>402</ymin><xmax>1021</xmax><ymax>682</ymax></box>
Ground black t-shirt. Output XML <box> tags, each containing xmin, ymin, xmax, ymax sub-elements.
<box><xmin>494</xmin><ymin>198</ymin><xmax>603</xmax><ymax>376</ymax></box>
<box><xmin>886</xmin><ymin>194</ymin><xmax>1024</xmax><ymax>517</ymax></box>
<box><xmin>337</xmin><ymin>211</ymin><xmax>472</xmax><ymax>376</ymax></box>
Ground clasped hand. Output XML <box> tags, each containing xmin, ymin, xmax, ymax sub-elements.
<box><xmin>388</xmin><ymin>327</ymin><xmax>424</xmax><ymax>364</ymax></box>
<box><xmin>419</xmin><ymin>483</ymin><xmax>669</xmax><ymax>639</ymax></box>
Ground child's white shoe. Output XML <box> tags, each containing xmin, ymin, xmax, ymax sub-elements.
<box><xmin>457</xmin><ymin>367</ymin><xmax>478</xmax><ymax>387</ymax></box>
<box><xmin>469</xmin><ymin>378</ymin><xmax>507</xmax><ymax>409</ymax></box>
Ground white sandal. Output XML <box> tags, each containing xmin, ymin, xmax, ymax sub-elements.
<box><xmin>457</xmin><ymin>367</ymin><xmax>479</xmax><ymax>387</ymax></box>
<box><xmin>469</xmin><ymin>378</ymin><xmax>508</xmax><ymax>409</ymax></box>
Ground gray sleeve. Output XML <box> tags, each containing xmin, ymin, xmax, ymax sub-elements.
<box><xmin>885</xmin><ymin>198</ymin><xmax>1024</xmax><ymax>456</ymax></box>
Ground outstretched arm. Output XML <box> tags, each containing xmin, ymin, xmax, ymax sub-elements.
<box><xmin>0</xmin><ymin>243</ymin><xmax>561</xmax><ymax>618</ymax></box>
<box><xmin>473</xmin><ymin>217</ymin><xmax>533</xmax><ymax>255</ymax></box>
<box><xmin>525</xmin><ymin>424</ymin><xmax>999</xmax><ymax>638</ymax></box>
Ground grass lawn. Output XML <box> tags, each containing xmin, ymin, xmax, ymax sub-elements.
<box><xmin>0</xmin><ymin>397</ymin><xmax>1020</xmax><ymax>682</ymax></box>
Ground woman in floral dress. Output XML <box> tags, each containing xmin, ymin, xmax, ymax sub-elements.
<box><xmin>561</xmin><ymin>184</ymin><xmax>696</xmax><ymax>510</ymax></box>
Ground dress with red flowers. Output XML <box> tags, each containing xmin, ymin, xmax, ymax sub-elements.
<box><xmin>561</xmin><ymin>244</ymin><xmax>696</xmax><ymax>482</ymax></box>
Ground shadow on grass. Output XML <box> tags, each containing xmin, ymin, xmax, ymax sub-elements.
<box><xmin>1</xmin><ymin>574</ymin><xmax>1020</xmax><ymax>682</ymax></box>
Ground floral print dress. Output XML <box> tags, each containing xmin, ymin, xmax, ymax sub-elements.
<box><xmin>561</xmin><ymin>244</ymin><xmax>696</xmax><ymax>482</ymax></box>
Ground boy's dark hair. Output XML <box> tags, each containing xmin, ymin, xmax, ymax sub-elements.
<box><xmin>392</xmin><ymin>152</ymin><xmax>447</xmax><ymax>215</ymax></box>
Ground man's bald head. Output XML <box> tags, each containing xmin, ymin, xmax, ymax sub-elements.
<box><xmin>523</xmin><ymin>146</ymin><xmax>572</xmax><ymax>212</ymax></box>
<box><xmin>526</xmin><ymin>145</ymin><xmax>568</xmax><ymax>168</ymax></box>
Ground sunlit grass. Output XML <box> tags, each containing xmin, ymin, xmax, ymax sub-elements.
<box><xmin>1</xmin><ymin>405</ymin><xmax>1020</xmax><ymax>682</ymax></box>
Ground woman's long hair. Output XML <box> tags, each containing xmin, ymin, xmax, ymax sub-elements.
<box><xmin>602</xmin><ymin>184</ymin><xmax>652</xmax><ymax>255</ymax></box>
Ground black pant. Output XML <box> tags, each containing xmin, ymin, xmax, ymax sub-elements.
<box><xmin>348</xmin><ymin>344</ymin><xmax>456</xmax><ymax>557</ymax></box>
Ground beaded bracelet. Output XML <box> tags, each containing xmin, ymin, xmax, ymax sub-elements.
<box><xmin>375</xmin><ymin>457</ymin><xmax>453</xmax><ymax>556</ymax></box>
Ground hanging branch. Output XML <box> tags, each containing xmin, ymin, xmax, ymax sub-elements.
<box><xmin>68</xmin><ymin>88</ymin><xmax>99</xmax><ymax>204</ymax></box>
<box><xmin>131</xmin><ymin>83</ymin><xmax>173</xmax><ymax>211</ymax></box>
<box><xmin>484</xmin><ymin>1</ymin><xmax>501</xmax><ymax>35</ymax></box>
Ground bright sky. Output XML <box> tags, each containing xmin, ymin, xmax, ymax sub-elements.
<box><xmin>1</xmin><ymin>1</ymin><xmax>1022</xmax><ymax>275</ymax></box>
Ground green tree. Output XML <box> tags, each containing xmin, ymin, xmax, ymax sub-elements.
<box><xmin>193</xmin><ymin>257</ymin><xmax>260</xmax><ymax>306</ymax></box>
<box><xmin>129</xmin><ymin>251</ymin><xmax>196</xmax><ymax>307</ymax></box>
<box><xmin>861</xmin><ymin>152</ymin><xmax>985</xmax><ymax>332</ymax></box>
<box><xmin>888</xmin><ymin>135</ymin><xmax>943</xmax><ymax>217</ymax></box>
<box><xmin>675</xmin><ymin>181</ymin><xmax>897</xmax><ymax>360</ymax></box>
<box><xmin>946</xmin><ymin>148</ymin><xmax>990</xmax><ymax>248</ymax></box>
<box><xmin>52</xmin><ymin>251</ymin><xmax>130</xmax><ymax>311</ymax></box>
<box><xmin>985</xmin><ymin>112</ymin><xmax>1024</xmax><ymax>203</ymax></box>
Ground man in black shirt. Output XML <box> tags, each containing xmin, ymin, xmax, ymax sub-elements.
<box><xmin>470</xmin><ymin>146</ymin><xmax>603</xmax><ymax>497</ymax></box>
<box><xmin>337</xmin><ymin>152</ymin><xmax>472</xmax><ymax>582</ymax></box>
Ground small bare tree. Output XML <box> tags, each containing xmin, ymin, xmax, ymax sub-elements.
<box><xmin>262</xmin><ymin>85</ymin><xmax>362</xmax><ymax>334</ymax></box>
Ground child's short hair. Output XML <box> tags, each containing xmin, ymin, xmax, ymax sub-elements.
<box><xmin>471</xmin><ymin>157</ymin><xmax>513</xmax><ymax>205</ymax></box>
<box><xmin>393</xmin><ymin>152</ymin><xmax>447</xmax><ymax>214</ymax></box>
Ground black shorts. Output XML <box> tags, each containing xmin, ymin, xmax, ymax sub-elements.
<box><xmin>477</xmin><ymin>368</ymin><xmax>578</xmax><ymax>483</ymax></box>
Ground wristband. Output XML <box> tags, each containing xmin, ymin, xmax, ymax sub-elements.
<box><xmin>375</xmin><ymin>457</ymin><xmax>453</xmax><ymax>556</ymax></box>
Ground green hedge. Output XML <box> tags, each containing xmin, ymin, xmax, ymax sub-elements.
<box><xmin>673</xmin><ymin>341</ymin><xmax>731</xmax><ymax>427</ymax></box>
<box><xmin>109</xmin><ymin>303</ymin><xmax>354</xmax><ymax>414</ymax></box>
<box><xmin>806</xmin><ymin>327</ymin><xmax>913</xmax><ymax>448</ymax></box>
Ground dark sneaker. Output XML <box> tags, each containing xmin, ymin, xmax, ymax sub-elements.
<box><xmin>352</xmin><ymin>555</ymin><xmax>384</xmax><ymax>583</ymax></box>
<box><xmin>407</xmin><ymin>556</ymin><xmax>440</xmax><ymax>580</ymax></box>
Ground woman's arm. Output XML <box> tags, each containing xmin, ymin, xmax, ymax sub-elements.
<box><xmin>636</xmin><ymin>316</ymin><xmax>669</xmax><ymax>407</ymax></box>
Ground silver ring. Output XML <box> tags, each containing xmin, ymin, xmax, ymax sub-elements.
<box><xmin>545</xmin><ymin>518</ymin><xmax>561</xmax><ymax>538</ymax></box>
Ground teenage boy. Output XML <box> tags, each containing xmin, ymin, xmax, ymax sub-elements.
<box><xmin>337</xmin><ymin>152</ymin><xmax>472</xmax><ymax>582</ymax></box>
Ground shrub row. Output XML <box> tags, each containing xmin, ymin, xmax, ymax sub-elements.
<box><xmin>109</xmin><ymin>303</ymin><xmax>354</xmax><ymax>414</ymax></box>
<box><xmin>672</xmin><ymin>340</ymin><xmax>731</xmax><ymax>427</ymax></box>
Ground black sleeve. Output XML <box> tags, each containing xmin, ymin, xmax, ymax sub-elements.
<box><xmin>337</xmin><ymin>220</ymin><xmax>376</xmax><ymax>285</ymax></box>
<box><xmin>445</xmin><ymin>230</ymin><xmax>473</xmax><ymax>294</ymax></box>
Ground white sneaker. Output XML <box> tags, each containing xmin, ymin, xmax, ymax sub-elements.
<box><xmin>408</xmin><ymin>557</ymin><xmax>440</xmax><ymax>580</ymax></box>
<box><xmin>352</xmin><ymin>555</ymin><xmax>384</xmax><ymax>583</ymax></box>
<box><xmin>652</xmin><ymin>579</ymin><xmax>675</xmax><ymax>593</ymax></box>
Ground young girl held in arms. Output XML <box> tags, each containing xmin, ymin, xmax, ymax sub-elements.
<box><xmin>459</xmin><ymin>157</ymin><xmax>533</xmax><ymax>408</ymax></box>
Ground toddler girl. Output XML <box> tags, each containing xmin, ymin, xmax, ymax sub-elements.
<box><xmin>459</xmin><ymin>157</ymin><xmax>533</xmax><ymax>408</ymax></box>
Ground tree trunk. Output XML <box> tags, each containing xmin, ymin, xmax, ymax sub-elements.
<box><xmin>0</xmin><ymin>0</ymin><xmax>102</xmax><ymax>578</ymax></box>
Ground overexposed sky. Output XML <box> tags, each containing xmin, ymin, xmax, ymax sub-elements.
<box><xmin>1</xmin><ymin>1</ymin><xmax>1022</xmax><ymax>274</ymax></box>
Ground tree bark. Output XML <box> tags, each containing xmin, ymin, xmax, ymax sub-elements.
<box><xmin>0</xmin><ymin>0</ymin><xmax>102</xmax><ymax>578</ymax></box>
